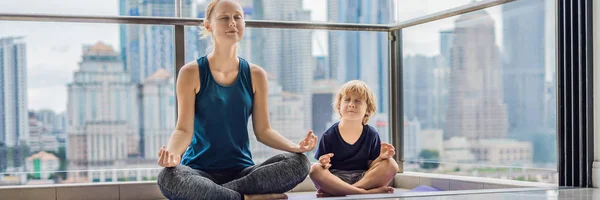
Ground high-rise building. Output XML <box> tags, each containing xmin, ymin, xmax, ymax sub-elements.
<box><xmin>141</xmin><ymin>69</ymin><xmax>175</xmax><ymax>160</ymax></box>
<box><xmin>254</xmin><ymin>0</ymin><xmax>313</xmax><ymax>130</ymax></box>
<box><xmin>67</xmin><ymin>42</ymin><xmax>139</xmax><ymax>180</ymax></box>
<box><xmin>248</xmin><ymin>76</ymin><xmax>308</xmax><ymax>163</ymax></box>
<box><xmin>444</xmin><ymin>10</ymin><xmax>508</xmax><ymax>140</ymax></box>
<box><xmin>120</xmin><ymin>0</ymin><xmax>196</xmax><ymax>84</ymax></box>
<box><xmin>0</xmin><ymin>37</ymin><xmax>29</xmax><ymax>172</ymax></box>
<box><xmin>502</xmin><ymin>0</ymin><xmax>547</xmax><ymax>137</ymax></box>
<box><xmin>404</xmin><ymin>118</ymin><xmax>421</xmax><ymax>160</ymax></box>
<box><xmin>403</xmin><ymin>55</ymin><xmax>447</xmax><ymax>129</ymax></box>
<box><xmin>311</xmin><ymin>79</ymin><xmax>338</xmax><ymax>136</ymax></box>
<box><xmin>313</xmin><ymin>56</ymin><xmax>329</xmax><ymax>80</ymax></box>
<box><xmin>328</xmin><ymin>0</ymin><xmax>395</xmax><ymax>113</ymax></box>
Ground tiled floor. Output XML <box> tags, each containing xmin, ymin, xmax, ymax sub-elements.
<box><xmin>286</xmin><ymin>187</ymin><xmax>600</xmax><ymax>200</ymax></box>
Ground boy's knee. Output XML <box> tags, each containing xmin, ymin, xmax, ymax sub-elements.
<box><xmin>380</xmin><ymin>158</ymin><xmax>399</xmax><ymax>172</ymax></box>
<box><xmin>309</xmin><ymin>163</ymin><xmax>326</xmax><ymax>178</ymax></box>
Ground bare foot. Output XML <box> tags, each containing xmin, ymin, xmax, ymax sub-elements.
<box><xmin>366</xmin><ymin>186</ymin><xmax>394</xmax><ymax>194</ymax></box>
<box><xmin>244</xmin><ymin>193</ymin><xmax>288</xmax><ymax>200</ymax></box>
<box><xmin>316</xmin><ymin>189</ymin><xmax>345</xmax><ymax>198</ymax></box>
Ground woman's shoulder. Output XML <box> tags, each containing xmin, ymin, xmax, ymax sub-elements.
<box><xmin>179</xmin><ymin>60</ymin><xmax>200</xmax><ymax>77</ymax></box>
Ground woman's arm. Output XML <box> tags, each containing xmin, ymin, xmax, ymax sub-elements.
<box><xmin>249</xmin><ymin>64</ymin><xmax>317</xmax><ymax>153</ymax></box>
<box><xmin>158</xmin><ymin>62</ymin><xmax>199</xmax><ymax>167</ymax></box>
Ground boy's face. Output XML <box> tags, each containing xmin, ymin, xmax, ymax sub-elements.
<box><xmin>340</xmin><ymin>93</ymin><xmax>367</xmax><ymax>123</ymax></box>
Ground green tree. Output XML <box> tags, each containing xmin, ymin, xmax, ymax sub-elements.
<box><xmin>418</xmin><ymin>149</ymin><xmax>440</xmax><ymax>169</ymax></box>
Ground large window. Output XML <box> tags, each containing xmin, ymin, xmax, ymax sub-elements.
<box><xmin>0</xmin><ymin>0</ymin><xmax>561</xmax><ymax>187</ymax></box>
<box><xmin>401</xmin><ymin>0</ymin><xmax>557</xmax><ymax>184</ymax></box>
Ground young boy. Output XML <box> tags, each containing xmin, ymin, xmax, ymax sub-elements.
<box><xmin>310</xmin><ymin>80</ymin><xmax>399</xmax><ymax>197</ymax></box>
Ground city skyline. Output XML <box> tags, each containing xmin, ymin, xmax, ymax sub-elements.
<box><xmin>0</xmin><ymin>0</ymin><xmax>510</xmax><ymax>113</ymax></box>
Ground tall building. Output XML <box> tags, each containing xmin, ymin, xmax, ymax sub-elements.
<box><xmin>0</xmin><ymin>37</ymin><xmax>29</xmax><ymax>172</ymax></box>
<box><xmin>403</xmin><ymin>55</ymin><xmax>447</xmax><ymax>129</ymax></box>
<box><xmin>444</xmin><ymin>10</ymin><xmax>508</xmax><ymax>140</ymax></box>
<box><xmin>28</xmin><ymin>113</ymin><xmax>60</xmax><ymax>153</ymax></box>
<box><xmin>120</xmin><ymin>0</ymin><xmax>196</xmax><ymax>84</ymax></box>
<box><xmin>404</xmin><ymin>118</ymin><xmax>421</xmax><ymax>160</ymax></box>
<box><xmin>248</xmin><ymin>76</ymin><xmax>308</xmax><ymax>163</ymax></box>
<box><xmin>311</xmin><ymin>79</ymin><xmax>338</xmax><ymax>136</ymax></box>
<box><xmin>313</xmin><ymin>56</ymin><xmax>329</xmax><ymax>80</ymax></box>
<box><xmin>502</xmin><ymin>0</ymin><xmax>547</xmax><ymax>137</ymax></box>
<box><xmin>439</xmin><ymin>29</ymin><xmax>455</xmax><ymax>67</ymax></box>
<box><xmin>141</xmin><ymin>69</ymin><xmax>175</xmax><ymax>160</ymax></box>
<box><xmin>254</xmin><ymin>0</ymin><xmax>313</xmax><ymax>130</ymax></box>
<box><xmin>328</xmin><ymin>0</ymin><xmax>395</xmax><ymax>113</ymax></box>
<box><xmin>67</xmin><ymin>42</ymin><xmax>139</xmax><ymax>180</ymax></box>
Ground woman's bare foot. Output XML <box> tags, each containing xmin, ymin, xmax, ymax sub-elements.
<box><xmin>366</xmin><ymin>186</ymin><xmax>394</xmax><ymax>194</ymax></box>
<box><xmin>244</xmin><ymin>193</ymin><xmax>288</xmax><ymax>200</ymax></box>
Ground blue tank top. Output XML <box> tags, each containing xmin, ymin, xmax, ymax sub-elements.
<box><xmin>180</xmin><ymin>56</ymin><xmax>255</xmax><ymax>172</ymax></box>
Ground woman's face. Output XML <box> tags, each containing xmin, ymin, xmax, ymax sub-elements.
<box><xmin>205</xmin><ymin>0</ymin><xmax>245</xmax><ymax>44</ymax></box>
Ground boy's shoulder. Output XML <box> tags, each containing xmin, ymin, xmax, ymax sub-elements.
<box><xmin>322</xmin><ymin>122</ymin><xmax>341</xmax><ymax>138</ymax></box>
<box><xmin>363</xmin><ymin>124</ymin><xmax>380</xmax><ymax>137</ymax></box>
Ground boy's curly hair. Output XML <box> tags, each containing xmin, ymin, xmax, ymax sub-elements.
<box><xmin>333</xmin><ymin>80</ymin><xmax>377</xmax><ymax>125</ymax></box>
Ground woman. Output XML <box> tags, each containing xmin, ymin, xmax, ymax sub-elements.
<box><xmin>156</xmin><ymin>0</ymin><xmax>317</xmax><ymax>199</ymax></box>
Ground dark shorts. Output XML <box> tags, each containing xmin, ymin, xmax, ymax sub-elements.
<box><xmin>330</xmin><ymin>169</ymin><xmax>367</xmax><ymax>185</ymax></box>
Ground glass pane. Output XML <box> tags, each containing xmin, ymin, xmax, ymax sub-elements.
<box><xmin>402</xmin><ymin>0</ymin><xmax>557</xmax><ymax>184</ymax></box>
<box><xmin>188</xmin><ymin>26</ymin><xmax>390</xmax><ymax>163</ymax></box>
<box><xmin>396</xmin><ymin>0</ymin><xmax>473</xmax><ymax>22</ymax></box>
<box><xmin>2</xmin><ymin>0</ymin><xmax>399</xmax><ymax>24</ymax></box>
<box><xmin>0</xmin><ymin>21</ymin><xmax>178</xmax><ymax>185</ymax></box>
<box><xmin>200</xmin><ymin>0</ymin><xmax>398</xmax><ymax>24</ymax></box>
<box><xmin>0</xmin><ymin>0</ymin><xmax>199</xmax><ymax>17</ymax></box>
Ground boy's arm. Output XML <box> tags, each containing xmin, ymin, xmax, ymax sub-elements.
<box><xmin>314</xmin><ymin>133</ymin><xmax>328</xmax><ymax>160</ymax></box>
<box><xmin>367</xmin><ymin>128</ymin><xmax>383</xmax><ymax>168</ymax></box>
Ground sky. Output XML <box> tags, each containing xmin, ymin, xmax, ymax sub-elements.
<box><xmin>0</xmin><ymin>0</ymin><xmax>529</xmax><ymax>113</ymax></box>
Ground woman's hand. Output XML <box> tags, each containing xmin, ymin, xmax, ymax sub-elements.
<box><xmin>291</xmin><ymin>130</ymin><xmax>317</xmax><ymax>153</ymax></box>
<box><xmin>158</xmin><ymin>146</ymin><xmax>181</xmax><ymax>168</ymax></box>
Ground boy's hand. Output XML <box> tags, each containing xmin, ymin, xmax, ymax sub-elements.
<box><xmin>379</xmin><ymin>143</ymin><xmax>396</xmax><ymax>160</ymax></box>
<box><xmin>319</xmin><ymin>153</ymin><xmax>334</xmax><ymax>169</ymax></box>
<box><xmin>293</xmin><ymin>130</ymin><xmax>317</xmax><ymax>153</ymax></box>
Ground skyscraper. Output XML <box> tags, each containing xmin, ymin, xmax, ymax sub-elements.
<box><xmin>120</xmin><ymin>0</ymin><xmax>196</xmax><ymax>84</ymax></box>
<box><xmin>444</xmin><ymin>10</ymin><xmax>508</xmax><ymax>140</ymax></box>
<box><xmin>0</xmin><ymin>37</ymin><xmax>29</xmax><ymax>171</ymax></box>
<box><xmin>328</xmin><ymin>0</ymin><xmax>395</xmax><ymax>113</ymax></box>
<box><xmin>67</xmin><ymin>42</ymin><xmax>139</xmax><ymax>180</ymax></box>
<box><xmin>256</xmin><ymin>0</ymin><xmax>313</xmax><ymax>130</ymax></box>
<box><xmin>141</xmin><ymin>69</ymin><xmax>175</xmax><ymax>160</ymax></box>
<box><xmin>502</xmin><ymin>0</ymin><xmax>547</xmax><ymax>137</ymax></box>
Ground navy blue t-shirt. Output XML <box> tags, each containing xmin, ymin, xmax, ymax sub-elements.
<box><xmin>314</xmin><ymin>122</ymin><xmax>381</xmax><ymax>171</ymax></box>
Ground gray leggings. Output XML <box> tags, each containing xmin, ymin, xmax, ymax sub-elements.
<box><xmin>157</xmin><ymin>153</ymin><xmax>310</xmax><ymax>200</ymax></box>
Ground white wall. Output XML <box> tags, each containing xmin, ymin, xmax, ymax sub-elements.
<box><xmin>593</xmin><ymin>0</ymin><xmax>600</xmax><ymax>188</ymax></box>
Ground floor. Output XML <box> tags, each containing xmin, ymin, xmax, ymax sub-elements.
<box><xmin>285</xmin><ymin>187</ymin><xmax>600</xmax><ymax>199</ymax></box>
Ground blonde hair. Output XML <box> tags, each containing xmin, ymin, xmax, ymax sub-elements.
<box><xmin>333</xmin><ymin>80</ymin><xmax>377</xmax><ymax>125</ymax></box>
<box><xmin>199</xmin><ymin>0</ymin><xmax>242</xmax><ymax>39</ymax></box>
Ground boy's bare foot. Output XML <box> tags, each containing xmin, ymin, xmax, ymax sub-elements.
<box><xmin>244</xmin><ymin>193</ymin><xmax>288</xmax><ymax>200</ymax></box>
<box><xmin>366</xmin><ymin>186</ymin><xmax>394</xmax><ymax>194</ymax></box>
<box><xmin>316</xmin><ymin>189</ymin><xmax>345</xmax><ymax>198</ymax></box>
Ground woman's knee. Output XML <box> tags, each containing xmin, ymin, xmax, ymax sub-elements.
<box><xmin>284</xmin><ymin>153</ymin><xmax>310</xmax><ymax>175</ymax></box>
<box><xmin>157</xmin><ymin>166</ymin><xmax>191</xmax><ymax>189</ymax></box>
